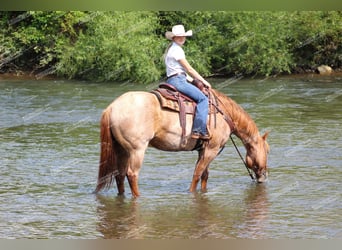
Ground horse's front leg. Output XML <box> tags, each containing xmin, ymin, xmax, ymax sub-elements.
<box><xmin>189</xmin><ymin>148</ymin><xmax>215</xmax><ymax>192</ymax></box>
<box><xmin>190</xmin><ymin>157</ymin><xmax>209</xmax><ymax>192</ymax></box>
<box><xmin>190</xmin><ymin>174</ymin><xmax>201</xmax><ymax>192</ymax></box>
<box><xmin>200</xmin><ymin>167</ymin><xmax>209</xmax><ymax>191</ymax></box>
<box><xmin>190</xmin><ymin>166</ymin><xmax>208</xmax><ymax>192</ymax></box>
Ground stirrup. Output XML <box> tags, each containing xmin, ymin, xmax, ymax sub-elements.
<box><xmin>191</xmin><ymin>132</ymin><xmax>211</xmax><ymax>140</ymax></box>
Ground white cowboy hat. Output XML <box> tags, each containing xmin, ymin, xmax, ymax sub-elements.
<box><xmin>165</xmin><ymin>25</ymin><xmax>193</xmax><ymax>40</ymax></box>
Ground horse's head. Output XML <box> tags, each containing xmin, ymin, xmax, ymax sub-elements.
<box><xmin>245</xmin><ymin>132</ymin><xmax>270</xmax><ymax>183</ymax></box>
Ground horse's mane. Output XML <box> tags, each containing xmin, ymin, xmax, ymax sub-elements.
<box><xmin>212</xmin><ymin>89</ymin><xmax>259</xmax><ymax>140</ymax></box>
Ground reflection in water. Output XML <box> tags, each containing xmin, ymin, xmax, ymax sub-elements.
<box><xmin>237</xmin><ymin>183</ymin><xmax>269</xmax><ymax>238</ymax></box>
<box><xmin>188</xmin><ymin>193</ymin><xmax>232</xmax><ymax>239</ymax></box>
<box><xmin>95</xmin><ymin>195</ymin><xmax>143</xmax><ymax>239</ymax></box>
<box><xmin>95</xmin><ymin>184</ymin><xmax>269</xmax><ymax>239</ymax></box>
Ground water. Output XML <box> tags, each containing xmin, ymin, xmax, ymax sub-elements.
<box><xmin>0</xmin><ymin>75</ymin><xmax>341</xmax><ymax>239</ymax></box>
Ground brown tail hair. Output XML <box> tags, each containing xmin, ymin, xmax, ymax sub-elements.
<box><xmin>94</xmin><ymin>107</ymin><xmax>117</xmax><ymax>193</ymax></box>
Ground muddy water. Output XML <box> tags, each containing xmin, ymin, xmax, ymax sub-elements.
<box><xmin>0</xmin><ymin>75</ymin><xmax>341</xmax><ymax>238</ymax></box>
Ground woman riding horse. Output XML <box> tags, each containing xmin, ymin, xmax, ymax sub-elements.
<box><xmin>164</xmin><ymin>24</ymin><xmax>211</xmax><ymax>140</ymax></box>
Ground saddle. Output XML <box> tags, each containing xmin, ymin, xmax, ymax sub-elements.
<box><xmin>151</xmin><ymin>82</ymin><xmax>217</xmax><ymax>147</ymax></box>
<box><xmin>152</xmin><ymin>83</ymin><xmax>196</xmax><ymax>113</ymax></box>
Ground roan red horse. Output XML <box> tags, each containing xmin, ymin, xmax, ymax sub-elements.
<box><xmin>94</xmin><ymin>87</ymin><xmax>270</xmax><ymax>197</ymax></box>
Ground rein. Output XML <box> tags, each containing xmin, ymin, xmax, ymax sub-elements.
<box><xmin>230</xmin><ymin>135</ymin><xmax>255</xmax><ymax>181</ymax></box>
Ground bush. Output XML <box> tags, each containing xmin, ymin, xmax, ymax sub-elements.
<box><xmin>208</xmin><ymin>12</ymin><xmax>295</xmax><ymax>76</ymax></box>
<box><xmin>56</xmin><ymin>11</ymin><xmax>164</xmax><ymax>84</ymax></box>
<box><xmin>0</xmin><ymin>11</ymin><xmax>84</xmax><ymax>73</ymax></box>
<box><xmin>290</xmin><ymin>11</ymin><xmax>342</xmax><ymax>70</ymax></box>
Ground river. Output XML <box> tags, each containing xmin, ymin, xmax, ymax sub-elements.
<box><xmin>0</xmin><ymin>74</ymin><xmax>341</xmax><ymax>238</ymax></box>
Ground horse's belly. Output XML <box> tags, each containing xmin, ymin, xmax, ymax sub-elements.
<box><xmin>149</xmin><ymin>113</ymin><xmax>196</xmax><ymax>151</ymax></box>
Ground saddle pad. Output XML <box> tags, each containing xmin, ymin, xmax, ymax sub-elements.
<box><xmin>151</xmin><ymin>89</ymin><xmax>196</xmax><ymax>114</ymax></box>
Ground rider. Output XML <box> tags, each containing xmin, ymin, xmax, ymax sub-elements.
<box><xmin>164</xmin><ymin>24</ymin><xmax>212</xmax><ymax>140</ymax></box>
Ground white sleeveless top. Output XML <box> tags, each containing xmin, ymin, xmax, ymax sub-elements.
<box><xmin>164</xmin><ymin>42</ymin><xmax>186</xmax><ymax>77</ymax></box>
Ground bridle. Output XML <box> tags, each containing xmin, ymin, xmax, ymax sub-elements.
<box><xmin>230</xmin><ymin>135</ymin><xmax>255</xmax><ymax>180</ymax></box>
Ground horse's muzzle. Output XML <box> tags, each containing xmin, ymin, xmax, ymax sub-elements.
<box><xmin>256</xmin><ymin>171</ymin><xmax>268</xmax><ymax>183</ymax></box>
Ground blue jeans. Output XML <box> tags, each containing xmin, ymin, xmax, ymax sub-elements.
<box><xmin>166</xmin><ymin>75</ymin><xmax>209</xmax><ymax>135</ymax></box>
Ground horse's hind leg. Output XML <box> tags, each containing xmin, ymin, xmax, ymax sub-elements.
<box><xmin>127</xmin><ymin>170</ymin><xmax>140</xmax><ymax>197</ymax></box>
<box><xmin>115</xmin><ymin>175</ymin><xmax>125</xmax><ymax>195</ymax></box>
<box><xmin>114</xmin><ymin>144</ymin><xmax>130</xmax><ymax>195</ymax></box>
<box><xmin>126</xmin><ymin>148</ymin><xmax>146</xmax><ymax>197</ymax></box>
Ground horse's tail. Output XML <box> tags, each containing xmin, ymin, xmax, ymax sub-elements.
<box><xmin>94</xmin><ymin>106</ymin><xmax>117</xmax><ymax>193</ymax></box>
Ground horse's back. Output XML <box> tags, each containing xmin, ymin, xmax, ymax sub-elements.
<box><xmin>110</xmin><ymin>91</ymin><xmax>159</xmax><ymax>114</ymax></box>
<box><xmin>112</xmin><ymin>91</ymin><xmax>156</xmax><ymax>105</ymax></box>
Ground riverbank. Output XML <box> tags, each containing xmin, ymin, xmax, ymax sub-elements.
<box><xmin>0</xmin><ymin>71</ymin><xmax>60</xmax><ymax>81</ymax></box>
<box><xmin>1</xmin><ymin>70</ymin><xmax>342</xmax><ymax>83</ymax></box>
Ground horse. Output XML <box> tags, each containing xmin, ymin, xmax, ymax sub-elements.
<box><xmin>94</xmin><ymin>88</ymin><xmax>270</xmax><ymax>197</ymax></box>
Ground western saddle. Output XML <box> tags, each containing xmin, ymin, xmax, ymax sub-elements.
<box><xmin>151</xmin><ymin>79</ymin><xmax>234</xmax><ymax>147</ymax></box>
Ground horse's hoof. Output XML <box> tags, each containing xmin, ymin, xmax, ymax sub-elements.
<box><xmin>256</xmin><ymin>172</ymin><xmax>268</xmax><ymax>183</ymax></box>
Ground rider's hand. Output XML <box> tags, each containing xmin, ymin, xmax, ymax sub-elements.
<box><xmin>203</xmin><ymin>80</ymin><xmax>212</xmax><ymax>89</ymax></box>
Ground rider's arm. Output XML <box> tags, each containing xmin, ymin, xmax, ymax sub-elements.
<box><xmin>178</xmin><ymin>58</ymin><xmax>211</xmax><ymax>88</ymax></box>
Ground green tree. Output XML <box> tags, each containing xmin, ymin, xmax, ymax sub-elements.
<box><xmin>0</xmin><ymin>11</ymin><xmax>85</xmax><ymax>73</ymax></box>
<box><xmin>209</xmin><ymin>11</ymin><xmax>295</xmax><ymax>76</ymax></box>
<box><xmin>57</xmin><ymin>11</ymin><xmax>163</xmax><ymax>83</ymax></box>
<box><xmin>291</xmin><ymin>11</ymin><xmax>342</xmax><ymax>70</ymax></box>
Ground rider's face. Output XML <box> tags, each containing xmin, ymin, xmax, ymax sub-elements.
<box><xmin>173</xmin><ymin>36</ymin><xmax>186</xmax><ymax>45</ymax></box>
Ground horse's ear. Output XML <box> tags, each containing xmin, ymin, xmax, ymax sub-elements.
<box><xmin>262</xmin><ymin>131</ymin><xmax>270</xmax><ymax>141</ymax></box>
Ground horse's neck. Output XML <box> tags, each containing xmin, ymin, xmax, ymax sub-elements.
<box><xmin>216</xmin><ymin>91</ymin><xmax>259</xmax><ymax>145</ymax></box>
<box><xmin>234</xmin><ymin>127</ymin><xmax>258</xmax><ymax>146</ymax></box>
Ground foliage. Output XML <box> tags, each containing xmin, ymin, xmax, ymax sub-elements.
<box><xmin>57</xmin><ymin>11</ymin><xmax>163</xmax><ymax>83</ymax></box>
<box><xmin>1</xmin><ymin>11</ymin><xmax>341</xmax><ymax>82</ymax></box>
<box><xmin>205</xmin><ymin>11</ymin><xmax>294</xmax><ymax>76</ymax></box>
<box><xmin>290</xmin><ymin>11</ymin><xmax>342</xmax><ymax>70</ymax></box>
<box><xmin>0</xmin><ymin>11</ymin><xmax>84</xmax><ymax>73</ymax></box>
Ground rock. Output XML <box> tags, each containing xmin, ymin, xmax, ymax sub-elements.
<box><xmin>317</xmin><ymin>65</ymin><xmax>333</xmax><ymax>75</ymax></box>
